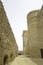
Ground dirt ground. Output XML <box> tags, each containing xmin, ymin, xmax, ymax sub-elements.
<box><xmin>7</xmin><ymin>55</ymin><xmax>43</xmax><ymax>65</ymax></box>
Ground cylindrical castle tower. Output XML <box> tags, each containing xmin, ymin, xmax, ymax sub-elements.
<box><xmin>26</xmin><ymin>6</ymin><xmax>43</xmax><ymax>58</ymax></box>
<box><xmin>27</xmin><ymin>10</ymin><xmax>39</xmax><ymax>47</ymax></box>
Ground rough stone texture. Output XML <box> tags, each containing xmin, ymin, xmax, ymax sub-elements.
<box><xmin>23</xmin><ymin>6</ymin><xmax>43</xmax><ymax>58</ymax></box>
<box><xmin>0</xmin><ymin>1</ymin><xmax>18</xmax><ymax>65</ymax></box>
<box><xmin>22</xmin><ymin>30</ymin><xmax>29</xmax><ymax>55</ymax></box>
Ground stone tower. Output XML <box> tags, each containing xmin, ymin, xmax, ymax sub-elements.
<box><xmin>22</xmin><ymin>30</ymin><xmax>29</xmax><ymax>55</ymax></box>
<box><xmin>0</xmin><ymin>1</ymin><xmax>18</xmax><ymax>65</ymax></box>
<box><xmin>23</xmin><ymin>6</ymin><xmax>43</xmax><ymax>58</ymax></box>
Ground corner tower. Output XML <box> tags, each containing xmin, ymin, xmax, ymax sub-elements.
<box><xmin>23</xmin><ymin>6</ymin><xmax>43</xmax><ymax>58</ymax></box>
<box><xmin>27</xmin><ymin>6</ymin><xmax>43</xmax><ymax>58</ymax></box>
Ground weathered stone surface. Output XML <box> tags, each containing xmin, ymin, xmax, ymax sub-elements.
<box><xmin>23</xmin><ymin>6</ymin><xmax>43</xmax><ymax>58</ymax></box>
<box><xmin>0</xmin><ymin>1</ymin><xmax>18</xmax><ymax>65</ymax></box>
<box><xmin>22</xmin><ymin>30</ymin><xmax>29</xmax><ymax>55</ymax></box>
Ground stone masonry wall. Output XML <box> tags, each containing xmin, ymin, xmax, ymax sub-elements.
<box><xmin>23</xmin><ymin>31</ymin><xmax>29</xmax><ymax>55</ymax></box>
<box><xmin>0</xmin><ymin>1</ymin><xmax>18</xmax><ymax>65</ymax></box>
<box><xmin>23</xmin><ymin>6</ymin><xmax>43</xmax><ymax>58</ymax></box>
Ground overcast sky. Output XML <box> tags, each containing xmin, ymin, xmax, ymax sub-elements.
<box><xmin>1</xmin><ymin>0</ymin><xmax>43</xmax><ymax>51</ymax></box>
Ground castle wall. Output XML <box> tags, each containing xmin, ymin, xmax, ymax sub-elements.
<box><xmin>23</xmin><ymin>7</ymin><xmax>43</xmax><ymax>58</ymax></box>
<box><xmin>0</xmin><ymin>1</ymin><xmax>18</xmax><ymax>65</ymax></box>
<box><xmin>27</xmin><ymin>11</ymin><xmax>43</xmax><ymax>47</ymax></box>
<box><xmin>23</xmin><ymin>31</ymin><xmax>29</xmax><ymax>55</ymax></box>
